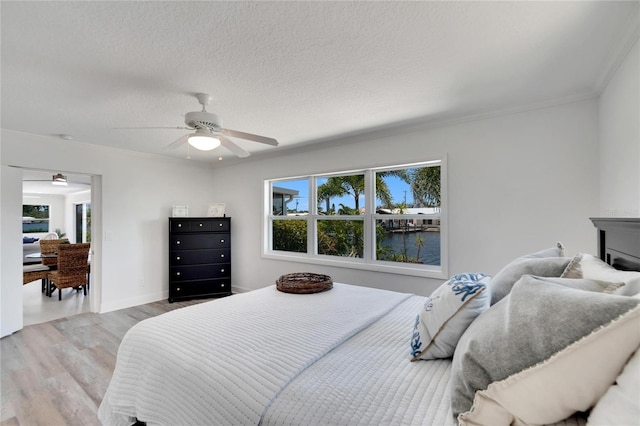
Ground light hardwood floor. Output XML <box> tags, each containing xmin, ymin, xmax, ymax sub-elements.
<box><xmin>1</xmin><ymin>298</ymin><xmax>206</xmax><ymax>426</ymax></box>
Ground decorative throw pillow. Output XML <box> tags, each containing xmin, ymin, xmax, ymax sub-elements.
<box><xmin>450</xmin><ymin>275</ymin><xmax>640</xmax><ymax>418</ymax></box>
<box><xmin>531</xmin><ymin>276</ymin><xmax>623</xmax><ymax>294</ymax></box>
<box><xmin>490</xmin><ymin>242</ymin><xmax>569</xmax><ymax>305</ymax></box>
<box><xmin>411</xmin><ymin>273</ymin><xmax>491</xmax><ymax>361</ymax></box>
<box><xmin>562</xmin><ymin>253</ymin><xmax>640</xmax><ymax>296</ymax></box>
<box><xmin>457</xmin><ymin>306</ymin><xmax>640</xmax><ymax>425</ymax></box>
<box><xmin>587</xmin><ymin>348</ymin><xmax>640</xmax><ymax>425</ymax></box>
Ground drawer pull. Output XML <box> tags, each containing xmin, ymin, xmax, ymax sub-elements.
<box><xmin>199</xmin><ymin>223</ymin><xmax>203</xmax><ymax>227</ymax></box>
<box><xmin>220</xmin><ymin>239</ymin><xmax>225</xmax><ymax>243</ymax></box>
<box><xmin>221</xmin><ymin>269</ymin><xmax>225</xmax><ymax>273</ymax></box>
<box><xmin>176</xmin><ymin>240</ymin><xmax>181</xmax><ymax>245</ymax></box>
<box><xmin>178</xmin><ymin>223</ymin><xmax>182</xmax><ymax>228</ymax></box>
<box><xmin>176</xmin><ymin>287</ymin><xmax>181</xmax><ymax>291</ymax></box>
<box><xmin>176</xmin><ymin>256</ymin><xmax>181</xmax><ymax>260</ymax></box>
<box><xmin>219</xmin><ymin>223</ymin><xmax>223</xmax><ymax>227</ymax></box>
<box><xmin>176</xmin><ymin>272</ymin><xmax>181</xmax><ymax>276</ymax></box>
<box><xmin>220</xmin><ymin>254</ymin><xmax>225</xmax><ymax>258</ymax></box>
<box><xmin>221</xmin><ymin>283</ymin><xmax>225</xmax><ymax>287</ymax></box>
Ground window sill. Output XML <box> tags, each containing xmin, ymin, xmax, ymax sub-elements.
<box><xmin>262</xmin><ymin>252</ymin><xmax>447</xmax><ymax>279</ymax></box>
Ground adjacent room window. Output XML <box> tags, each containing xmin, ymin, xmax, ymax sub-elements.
<box><xmin>264</xmin><ymin>158</ymin><xmax>447</xmax><ymax>277</ymax></box>
<box><xmin>75</xmin><ymin>202</ymin><xmax>92</xmax><ymax>243</ymax></box>
<box><xmin>22</xmin><ymin>205</ymin><xmax>50</xmax><ymax>233</ymax></box>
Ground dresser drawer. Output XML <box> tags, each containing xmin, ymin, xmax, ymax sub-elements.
<box><xmin>170</xmin><ymin>234</ymin><xmax>230</xmax><ymax>250</ymax></box>
<box><xmin>170</xmin><ymin>248</ymin><xmax>230</xmax><ymax>265</ymax></box>
<box><xmin>170</xmin><ymin>219</ymin><xmax>230</xmax><ymax>233</ymax></box>
<box><xmin>170</xmin><ymin>264</ymin><xmax>230</xmax><ymax>281</ymax></box>
<box><xmin>191</xmin><ymin>219</ymin><xmax>229</xmax><ymax>232</ymax></box>
<box><xmin>170</xmin><ymin>279</ymin><xmax>230</xmax><ymax>299</ymax></box>
<box><xmin>170</xmin><ymin>220</ymin><xmax>190</xmax><ymax>233</ymax></box>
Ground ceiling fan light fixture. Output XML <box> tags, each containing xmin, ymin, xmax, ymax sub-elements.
<box><xmin>188</xmin><ymin>132</ymin><xmax>221</xmax><ymax>151</ymax></box>
<box><xmin>52</xmin><ymin>173</ymin><xmax>68</xmax><ymax>186</ymax></box>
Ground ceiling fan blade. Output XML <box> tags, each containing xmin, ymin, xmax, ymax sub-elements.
<box><xmin>113</xmin><ymin>126</ymin><xmax>192</xmax><ymax>130</ymax></box>
<box><xmin>220</xmin><ymin>128</ymin><xmax>278</xmax><ymax>146</ymax></box>
<box><xmin>219</xmin><ymin>136</ymin><xmax>250</xmax><ymax>158</ymax></box>
<box><xmin>165</xmin><ymin>134</ymin><xmax>190</xmax><ymax>150</ymax></box>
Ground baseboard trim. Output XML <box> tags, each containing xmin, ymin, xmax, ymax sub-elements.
<box><xmin>99</xmin><ymin>290</ymin><xmax>168</xmax><ymax>314</ymax></box>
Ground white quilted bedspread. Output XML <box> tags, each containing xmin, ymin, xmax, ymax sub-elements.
<box><xmin>261</xmin><ymin>296</ymin><xmax>456</xmax><ymax>426</ymax></box>
<box><xmin>98</xmin><ymin>284</ymin><xmax>410</xmax><ymax>426</ymax></box>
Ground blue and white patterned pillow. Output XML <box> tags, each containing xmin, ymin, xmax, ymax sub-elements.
<box><xmin>411</xmin><ymin>273</ymin><xmax>491</xmax><ymax>361</ymax></box>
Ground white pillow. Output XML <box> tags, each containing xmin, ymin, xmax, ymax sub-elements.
<box><xmin>411</xmin><ymin>273</ymin><xmax>491</xmax><ymax>361</ymax></box>
<box><xmin>588</xmin><ymin>348</ymin><xmax>640</xmax><ymax>425</ymax></box>
<box><xmin>457</xmin><ymin>306</ymin><xmax>640</xmax><ymax>425</ymax></box>
<box><xmin>562</xmin><ymin>253</ymin><xmax>640</xmax><ymax>296</ymax></box>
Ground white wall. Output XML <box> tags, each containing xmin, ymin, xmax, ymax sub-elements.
<box><xmin>598</xmin><ymin>37</ymin><xmax>640</xmax><ymax>216</ymax></box>
<box><xmin>1</xmin><ymin>165</ymin><xmax>24</xmax><ymax>336</ymax></box>
<box><xmin>212</xmin><ymin>100</ymin><xmax>600</xmax><ymax>296</ymax></box>
<box><xmin>1</xmin><ymin>131</ymin><xmax>218</xmax><ymax>336</ymax></box>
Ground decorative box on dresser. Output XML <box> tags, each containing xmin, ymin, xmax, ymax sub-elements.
<box><xmin>168</xmin><ymin>217</ymin><xmax>232</xmax><ymax>302</ymax></box>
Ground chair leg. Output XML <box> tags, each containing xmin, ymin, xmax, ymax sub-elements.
<box><xmin>83</xmin><ymin>285</ymin><xmax>87</xmax><ymax>296</ymax></box>
<box><xmin>59</xmin><ymin>287</ymin><xmax>62</xmax><ymax>301</ymax></box>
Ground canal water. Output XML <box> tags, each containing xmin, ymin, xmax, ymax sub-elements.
<box><xmin>379</xmin><ymin>231</ymin><xmax>440</xmax><ymax>265</ymax></box>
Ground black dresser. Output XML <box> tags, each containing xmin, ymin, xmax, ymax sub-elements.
<box><xmin>168</xmin><ymin>217</ymin><xmax>232</xmax><ymax>302</ymax></box>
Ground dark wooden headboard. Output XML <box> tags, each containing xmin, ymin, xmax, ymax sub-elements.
<box><xmin>590</xmin><ymin>217</ymin><xmax>640</xmax><ymax>272</ymax></box>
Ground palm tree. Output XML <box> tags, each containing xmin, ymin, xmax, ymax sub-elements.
<box><xmin>415</xmin><ymin>233</ymin><xmax>425</xmax><ymax>263</ymax></box>
<box><xmin>410</xmin><ymin>166</ymin><xmax>440</xmax><ymax>207</ymax></box>
<box><xmin>376</xmin><ymin>169</ymin><xmax>408</xmax><ymax>209</ymax></box>
<box><xmin>317</xmin><ymin>175</ymin><xmax>364</xmax><ymax>214</ymax></box>
<box><xmin>316</xmin><ymin>171</ymin><xmax>410</xmax><ymax>214</ymax></box>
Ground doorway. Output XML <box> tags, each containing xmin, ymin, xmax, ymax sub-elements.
<box><xmin>22</xmin><ymin>169</ymin><xmax>96</xmax><ymax>326</ymax></box>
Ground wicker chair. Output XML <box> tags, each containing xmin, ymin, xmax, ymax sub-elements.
<box><xmin>39</xmin><ymin>238</ymin><xmax>68</xmax><ymax>268</ymax></box>
<box><xmin>47</xmin><ymin>243</ymin><xmax>90</xmax><ymax>300</ymax></box>
<box><xmin>23</xmin><ymin>263</ymin><xmax>50</xmax><ymax>285</ymax></box>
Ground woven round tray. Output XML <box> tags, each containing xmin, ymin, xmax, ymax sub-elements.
<box><xmin>276</xmin><ymin>272</ymin><xmax>333</xmax><ymax>294</ymax></box>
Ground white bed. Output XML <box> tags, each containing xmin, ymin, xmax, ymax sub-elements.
<box><xmin>99</xmin><ymin>284</ymin><xmax>443</xmax><ymax>425</ymax></box>
<box><xmin>99</xmin><ymin>219</ymin><xmax>640</xmax><ymax>426</ymax></box>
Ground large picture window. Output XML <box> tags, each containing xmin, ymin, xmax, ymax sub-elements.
<box><xmin>264</xmin><ymin>158</ymin><xmax>447</xmax><ymax>277</ymax></box>
<box><xmin>22</xmin><ymin>205</ymin><xmax>50</xmax><ymax>233</ymax></box>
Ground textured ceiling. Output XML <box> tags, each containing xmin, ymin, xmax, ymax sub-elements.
<box><xmin>1</xmin><ymin>1</ymin><xmax>638</xmax><ymax>165</ymax></box>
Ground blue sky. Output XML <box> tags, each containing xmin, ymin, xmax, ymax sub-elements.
<box><xmin>277</xmin><ymin>175</ymin><xmax>413</xmax><ymax>213</ymax></box>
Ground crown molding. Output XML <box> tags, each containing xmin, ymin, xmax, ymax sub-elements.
<box><xmin>594</xmin><ymin>5</ymin><xmax>640</xmax><ymax>95</ymax></box>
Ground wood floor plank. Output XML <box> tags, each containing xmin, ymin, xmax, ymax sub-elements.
<box><xmin>44</xmin><ymin>372</ymin><xmax>101</xmax><ymax>426</ymax></box>
<box><xmin>9</xmin><ymin>369</ymin><xmax>68</xmax><ymax>426</ymax></box>
<box><xmin>0</xmin><ymin>298</ymin><xmax>209</xmax><ymax>425</ymax></box>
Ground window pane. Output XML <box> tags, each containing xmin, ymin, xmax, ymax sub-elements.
<box><xmin>86</xmin><ymin>203</ymin><xmax>92</xmax><ymax>242</ymax></box>
<box><xmin>316</xmin><ymin>175</ymin><xmax>365</xmax><ymax>215</ymax></box>
<box><xmin>22</xmin><ymin>205</ymin><xmax>50</xmax><ymax>233</ymax></box>
<box><xmin>375</xmin><ymin>165</ymin><xmax>440</xmax><ymax>214</ymax></box>
<box><xmin>317</xmin><ymin>219</ymin><xmax>364</xmax><ymax>258</ymax></box>
<box><xmin>272</xmin><ymin>179</ymin><xmax>308</xmax><ymax>216</ymax></box>
<box><xmin>272</xmin><ymin>219</ymin><xmax>307</xmax><ymax>253</ymax></box>
<box><xmin>375</xmin><ymin>219</ymin><xmax>440</xmax><ymax>265</ymax></box>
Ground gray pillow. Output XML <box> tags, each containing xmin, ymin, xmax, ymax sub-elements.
<box><xmin>490</xmin><ymin>242</ymin><xmax>569</xmax><ymax>305</ymax></box>
<box><xmin>450</xmin><ymin>275</ymin><xmax>639</xmax><ymax>418</ymax></box>
<box><xmin>536</xmin><ymin>276</ymin><xmax>624</xmax><ymax>294</ymax></box>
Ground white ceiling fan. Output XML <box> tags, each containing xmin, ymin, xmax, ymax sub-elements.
<box><xmin>121</xmin><ymin>93</ymin><xmax>278</xmax><ymax>158</ymax></box>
